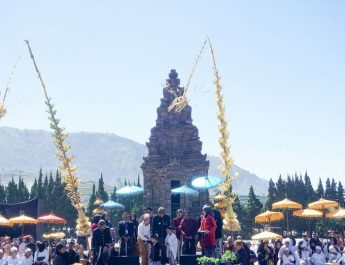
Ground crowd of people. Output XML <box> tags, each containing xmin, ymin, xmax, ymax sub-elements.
<box><xmin>224</xmin><ymin>231</ymin><xmax>345</xmax><ymax>265</ymax></box>
<box><xmin>1</xmin><ymin>205</ymin><xmax>345</xmax><ymax>265</ymax></box>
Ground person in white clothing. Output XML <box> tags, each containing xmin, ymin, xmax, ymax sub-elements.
<box><xmin>0</xmin><ymin>250</ymin><xmax>7</xmax><ymax>265</ymax></box>
<box><xmin>165</xmin><ymin>227</ymin><xmax>178</xmax><ymax>265</ymax></box>
<box><xmin>19</xmin><ymin>249</ymin><xmax>33</xmax><ymax>265</ymax></box>
<box><xmin>310</xmin><ymin>246</ymin><xmax>326</xmax><ymax>265</ymax></box>
<box><xmin>279</xmin><ymin>238</ymin><xmax>295</xmax><ymax>260</ymax></box>
<box><xmin>34</xmin><ymin>242</ymin><xmax>49</xmax><ymax>265</ymax></box>
<box><xmin>296</xmin><ymin>241</ymin><xmax>311</xmax><ymax>265</ymax></box>
<box><xmin>281</xmin><ymin>247</ymin><xmax>295</xmax><ymax>265</ymax></box>
<box><xmin>137</xmin><ymin>214</ymin><xmax>151</xmax><ymax>265</ymax></box>
<box><xmin>328</xmin><ymin>245</ymin><xmax>341</xmax><ymax>263</ymax></box>
<box><xmin>7</xmin><ymin>247</ymin><xmax>19</xmax><ymax>265</ymax></box>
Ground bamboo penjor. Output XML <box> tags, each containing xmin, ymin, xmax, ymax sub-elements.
<box><xmin>0</xmin><ymin>56</ymin><xmax>21</xmax><ymax>120</ymax></box>
<box><xmin>168</xmin><ymin>39</ymin><xmax>207</xmax><ymax>113</ymax></box>
<box><xmin>25</xmin><ymin>40</ymin><xmax>90</xmax><ymax>236</ymax></box>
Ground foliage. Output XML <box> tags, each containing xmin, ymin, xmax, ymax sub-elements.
<box><xmin>220</xmin><ymin>250</ymin><xmax>237</xmax><ymax>263</ymax></box>
<box><xmin>197</xmin><ymin>256</ymin><xmax>220</xmax><ymax>265</ymax></box>
<box><xmin>97</xmin><ymin>174</ymin><xmax>109</xmax><ymax>202</ymax></box>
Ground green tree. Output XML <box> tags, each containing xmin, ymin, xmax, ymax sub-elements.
<box><xmin>6</xmin><ymin>176</ymin><xmax>18</xmax><ymax>203</ymax></box>
<box><xmin>110</xmin><ymin>186</ymin><xmax>117</xmax><ymax>202</ymax></box>
<box><xmin>276</xmin><ymin>175</ymin><xmax>286</xmax><ymax>200</ymax></box>
<box><xmin>0</xmin><ymin>184</ymin><xmax>6</xmax><ymax>202</ymax></box>
<box><xmin>265</xmin><ymin>179</ymin><xmax>277</xmax><ymax>210</ymax></box>
<box><xmin>316</xmin><ymin>178</ymin><xmax>324</xmax><ymax>198</ymax></box>
<box><xmin>137</xmin><ymin>174</ymin><xmax>141</xmax><ymax>187</ymax></box>
<box><xmin>337</xmin><ymin>181</ymin><xmax>344</xmax><ymax>207</ymax></box>
<box><xmin>87</xmin><ymin>183</ymin><xmax>97</xmax><ymax>215</ymax></box>
<box><xmin>17</xmin><ymin>176</ymin><xmax>29</xmax><ymax>202</ymax></box>
<box><xmin>325</xmin><ymin>178</ymin><xmax>331</xmax><ymax>199</ymax></box>
<box><xmin>304</xmin><ymin>171</ymin><xmax>316</xmax><ymax>203</ymax></box>
<box><xmin>30</xmin><ymin>178</ymin><xmax>38</xmax><ymax>199</ymax></box>
<box><xmin>329</xmin><ymin>178</ymin><xmax>337</xmax><ymax>201</ymax></box>
<box><xmin>245</xmin><ymin>186</ymin><xmax>263</xmax><ymax>235</ymax></box>
<box><xmin>36</xmin><ymin>169</ymin><xmax>45</xmax><ymax>199</ymax></box>
<box><xmin>97</xmin><ymin>174</ymin><xmax>109</xmax><ymax>202</ymax></box>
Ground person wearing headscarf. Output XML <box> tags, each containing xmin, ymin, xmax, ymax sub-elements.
<box><xmin>53</xmin><ymin>244</ymin><xmax>68</xmax><ymax>265</ymax></box>
<box><xmin>19</xmin><ymin>249</ymin><xmax>33</xmax><ymax>265</ymax></box>
<box><xmin>328</xmin><ymin>245</ymin><xmax>341</xmax><ymax>263</ymax></box>
<box><xmin>281</xmin><ymin>247</ymin><xmax>295</xmax><ymax>265</ymax></box>
<box><xmin>310</xmin><ymin>246</ymin><xmax>326</xmax><ymax>265</ymax></box>
<box><xmin>7</xmin><ymin>247</ymin><xmax>20</xmax><ymax>265</ymax></box>
<box><xmin>257</xmin><ymin>241</ymin><xmax>274</xmax><ymax>265</ymax></box>
<box><xmin>198</xmin><ymin>205</ymin><xmax>217</xmax><ymax>257</ymax></box>
<box><xmin>295</xmin><ymin>241</ymin><xmax>311</xmax><ymax>265</ymax></box>
<box><xmin>34</xmin><ymin>241</ymin><xmax>49</xmax><ymax>265</ymax></box>
<box><xmin>0</xmin><ymin>249</ymin><xmax>7</xmax><ymax>265</ymax></box>
<box><xmin>278</xmin><ymin>238</ymin><xmax>295</xmax><ymax>261</ymax></box>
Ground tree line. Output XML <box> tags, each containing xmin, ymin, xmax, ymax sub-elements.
<box><xmin>0</xmin><ymin>169</ymin><xmax>77</xmax><ymax>227</ymax></box>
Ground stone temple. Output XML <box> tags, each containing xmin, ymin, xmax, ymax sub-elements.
<box><xmin>141</xmin><ymin>70</ymin><xmax>209</xmax><ymax>217</ymax></box>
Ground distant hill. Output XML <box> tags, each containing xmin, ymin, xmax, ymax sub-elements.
<box><xmin>0</xmin><ymin>127</ymin><xmax>268</xmax><ymax>195</ymax></box>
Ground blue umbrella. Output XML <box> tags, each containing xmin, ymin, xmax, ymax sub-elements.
<box><xmin>116</xmin><ymin>185</ymin><xmax>144</xmax><ymax>196</ymax></box>
<box><xmin>191</xmin><ymin>176</ymin><xmax>222</xmax><ymax>189</ymax></box>
<box><xmin>101</xmin><ymin>200</ymin><xmax>124</xmax><ymax>210</ymax></box>
<box><xmin>171</xmin><ymin>185</ymin><xmax>199</xmax><ymax>196</ymax></box>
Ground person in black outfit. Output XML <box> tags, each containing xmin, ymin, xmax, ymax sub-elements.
<box><xmin>53</xmin><ymin>243</ymin><xmax>68</xmax><ymax>265</ymax></box>
<box><xmin>91</xmin><ymin>220</ymin><xmax>112</xmax><ymax>265</ymax></box>
<box><xmin>151</xmin><ymin>207</ymin><xmax>170</xmax><ymax>265</ymax></box>
<box><xmin>131</xmin><ymin>213</ymin><xmax>139</xmax><ymax>256</ymax></box>
<box><xmin>257</xmin><ymin>241</ymin><xmax>274</xmax><ymax>265</ymax></box>
<box><xmin>65</xmin><ymin>240</ymin><xmax>79</xmax><ymax>265</ymax></box>
<box><xmin>150</xmin><ymin>235</ymin><xmax>162</xmax><ymax>265</ymax></box>
<box><xmin>235</xmin><ymin>239</ymin><xmax>250</xmax><ymax>265</ymax></box>
<box><xmin>213</xmin><ymin>209</ymin><xmax>223</xmax><ymax>257</ymax></box>
<box><xmin>118</xmin><ymin>212</ymin><xmax>135</xmax><ymax>256</ymax></box>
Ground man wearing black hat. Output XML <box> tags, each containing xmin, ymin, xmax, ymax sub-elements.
<box><xmin>92</xmin><ymin>220</ymin><xmax>112</xmax><ymax>265</ymax></box>
<box><xmin>53</xmin><ymin>244</ymin><xmax>68</xmax><ymax>265</ymax></box>
<box><xmin>65</xmin><ymin>240</ymin><xmax>79</xmax><ymax>265</ymax></box>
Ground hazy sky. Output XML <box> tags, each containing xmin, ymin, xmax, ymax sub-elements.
<box><xmin>0</xmin><ymin>1</ymin><xmax>344</xmax><ymax>186</ymax></box>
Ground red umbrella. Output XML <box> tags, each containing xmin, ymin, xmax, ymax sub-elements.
<box><xmin>38</xmin><ymin>213</ymin><xmax>66</xmax><ymax>224</ymax></box>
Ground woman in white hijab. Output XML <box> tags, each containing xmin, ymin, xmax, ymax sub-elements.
<box><xmin>281</xmin><ymin>247</ymin><xmax>295</xmax><ymax>265</ymax></box>
<box><xmin>295</xmin><ymin>241</ymin><xmax>311</xmax><ymax>265</ymax></box>
<box><xmin>19</xmin><ymin>249</ymin><xmax>33</xmax><ymax>265</ymax></box>
<box><xmin>0</xmin><ymin>250</ymin><xmax>7</xmax><ymax>265</ymax></box>
<box><xmin>310</xmin><ymin>246</ymin><xmax>326</xmax><ymax>265</ymax></box>
<box><xmin>328</xmin><ymin>245</ymin><xmax>341</xmax><ymax>263</ymax></box>
<box><xmin>7</xmin><ymin>247</ymin><xmax>19</xmax><ymax>265</ymax></box>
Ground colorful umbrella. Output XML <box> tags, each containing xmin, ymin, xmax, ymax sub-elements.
<box><xmin>8</xmin><ymin>214</ymin><xmax>38</xmax><ymax>236</ymax></box>
<box><xmin>116</xmin><ymin>185</ymin><xmax>144</xmax><ymax>196</ymax></box>
<box><xmin>293</xmin><ymin>208</ymin><xmax>323</xmax><ymax>235</ymax></box>
<box><xmin>252</xmin><ymin>230</ymin><xmax>282</xmax><ymax>241</ymax></box>
<box><xmin>293</xmin><ymin>208</ymin><xmax>323</xmax><ymax>218</ymax></box>
<box><xmin>308</xmin><ymin>198</ymin><xmax>338</xmax><ymax>210</ymax></box>
<box><xmin>272</xmin><ymin>198</ymin><xmax>302</xmax><ymax>234</ymax></box>
<box><xmin>43</xmin><ymin>232</ymin><xmax>65</xmax><ymax>239</ymax></box>
<box><xmin>191</xmin><ymin>176</ymin><xmax>222</xmax><ymax>189</ymax></box>
<box><xmin>0</xmin><ymin>215</ymin><xmax>12</xmax><ymax>227</ymax></box>
<box><xmin>255</xmin><ymin>210</ymin><xmax>284</xmax><ymax>224</ymax></box>
<box><xmin>101</xmin><ymin>200</ymin><xmax>124</xmax><ymax>210</ymax></box>
<box><xmin>326</xmin><ymin>208</ymin><xmax>345</xmax><ymax>219</ymax></box>
<box><xmin>171</xmin><ymin>185</ymin><xmax>199</xmax><ymax>196</ymax></box>
<box><xmin>9</xmin><ymin>215</ymin><xmax>38</xmax><ymax>225</ymax></box>
<box><xmin>38</xmin><ymin>213</ymin><xmax>66</xmax><ymax>224</ymax></box>
<box><xmin>272</xmin><ymin>198</ymin><xmax>302</xmax><ymax>210</ymax></box>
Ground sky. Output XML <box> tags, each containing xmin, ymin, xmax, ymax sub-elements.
<box><xmin>0</xmin><ymin>1</ymin><xmax>344</xmax><ymax>186</ymax></box>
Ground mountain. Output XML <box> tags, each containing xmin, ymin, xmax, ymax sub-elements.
<box><xmin>0</xmin><ymin>127</ymin><xmax>268</xmax><ymax>195</ymax></box>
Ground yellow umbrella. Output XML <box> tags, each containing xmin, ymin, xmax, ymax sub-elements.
<box><xmin>8</xmin><ymin>214</ymin><xmax>38</xmax><ymax>236</ymax></box>
<box><xmin>272</xmin><ymin>198</ymin><xmax>302</xmax><ymax>234</ymax></box>
<box><xmin>308</xmin><ymin>198</ymin><xmax>338</xmax><ymax>210</ymax></box>
<box><xmin>252</xmin><ymin>230</ymin><xmax>282</xmax><ymax>241</ymax></box>
<box><xmin>326</xmin><ymin>208</ymin><xmax>345</xmax><ymax>219</ymax></box>
<box><xmin>255</xmin><ymin>210</ymin><xmax>284</xmax><ymax>224</ymax></box>
<box><xmin>0</xmin><ymin>215</ymin><xmax>12</xmax><ymax>227</ymax></box>
<box><xmin>43</xmin><ymin>232</ymin><xmax>65</xmax><ymax>239</ymax></box>
<box><xmin>272</xmin><ymin>198</ymin><xmax>302</xmax><ymax>210</ymax></box>
<box><xmin>293</xmin><ymin>208</ymin><xmax>323</xmax><ymax>235</ymax></box>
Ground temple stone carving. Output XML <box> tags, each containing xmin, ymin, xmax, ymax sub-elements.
<box><xmin>141</xmin><ymin>70</ymin><xmax>209</xmax><ymax>216</ymax></box>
